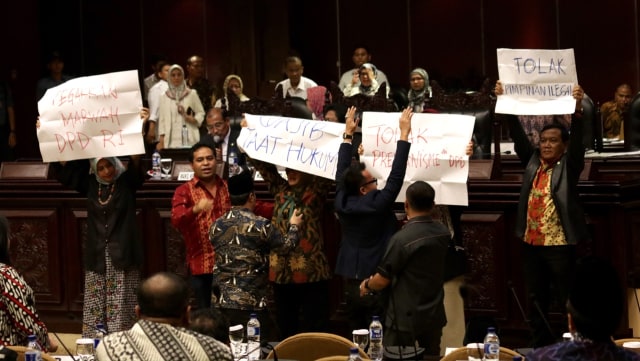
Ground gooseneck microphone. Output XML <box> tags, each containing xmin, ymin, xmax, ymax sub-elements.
<box><xmin>507</xmin><ymin>281</ymin><xmax>529</xmax><ymax>324</ymax></box>
<box><xmin>51</xmin><ymin>332</ymin><xmax>78</xmax><ymax>361</ymax></box>
<box><xmin>530</xmin><ymin>293</ymin><xmax>557</xmax><ymax>342</ymax></box>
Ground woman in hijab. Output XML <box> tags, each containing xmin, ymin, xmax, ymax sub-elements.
<box><xmin>407</xmin><ymin>68</ymin><xmax>432</xmax><ymax>113</ymax></box>
<box><xmin>50</xmin><ymin>109</ymin><xmax>149</xmax><ymax>336</ymax></box>
<box><xmin>306</xmin><ymin>86</ymin><xmax>328</xmax><ymax>120</ymax></box>
<box><xmin>213</xmin><ymin>74</ymin><xmax>250</xmax><ymax>110</ymax></box>
<box><xmin>158</xmin><ymin>64</ymin><xmax>205</xmax><ymax>150</ymax></box>
<box><xmin>343</xmin><ymin>63</ymin><xmax>389</xmax><ymax>98</ymax></box>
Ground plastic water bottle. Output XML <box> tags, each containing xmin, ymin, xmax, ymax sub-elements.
<box><xmin>94</xmin><ymin>322</ymin><xmax>107</xmax><ymax>349</ymax></box>
<box><xmin>483</xmin><ymin>326</ymin><xmax>500</xmax><ymax>360</ymax></box>
<box><xmin>368</xmin><ymin>315</ymin><xmax>383</xmax><ymax>361</ymax></box>
<box><xmin>348</xmin><ymin>346</ymin><xmax>362</xmax><ymax>361</ymax></box>
<box><xmin>228</xmin><ymin>147</ymin><xmax>239</xmax><ymax>176</ymax></box>
<box><xmin>26</xmin><ymin>334</ymin><xmax>42</xmax><ymax>361</ymax></box>
<box><xmin>181</xmin><ymin>124</ymin><xmax>189</xmax><ymax>147</ymax></box>
<box><xmin>246</xmin><ymin>313</ymin><xmax>261</xmax><ymax>361</ymax></box>
<box><xmin>151</xmin><ymin>150</ymin><xmax>161</xmax><ymax>180</ymax></box>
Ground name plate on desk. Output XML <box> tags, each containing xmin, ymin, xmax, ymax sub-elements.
<box><xmin>177</xmin><ymin>172</ymin><xmax>194</xmax><ymax>181</ymax></box>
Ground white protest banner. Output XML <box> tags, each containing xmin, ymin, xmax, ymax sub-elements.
<box><xmin>237</xmin><ymin>114</ymin><xmax>345</xmax><ymax>179</ymax></box>
<box><xmin>37</xmin><ymin>70</ymin><xmax>145</xmax><ymax>162</ymax></box>
<box><xmin>361</xmin><ymin>112</ymin><xmax>474</xmax><ymax>205</ymax></box>
<box><xmin>238</xmin><ymin>112</ymin><xmax>474</xmax><ymax>205</ymax></box>
<box><xmin>495</xmin><ymin>48</ymin><xmax>578</xmax><ymax>115</ymax></box>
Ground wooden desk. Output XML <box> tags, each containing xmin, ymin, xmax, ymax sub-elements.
<box><xmin>1</xmin><ymin>156</ymin><xmax>640</xmax><ymax>342</ymax></box>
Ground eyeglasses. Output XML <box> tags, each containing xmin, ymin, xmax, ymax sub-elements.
<box><xmin>206</xmin><ymin>122</ymin><xmax>226</xmax><ymax>130</ymax></box>
<box><xmin>361</xmin><ymin>178</ymin><xmax>377</xmax><ymax>187</ymax></box>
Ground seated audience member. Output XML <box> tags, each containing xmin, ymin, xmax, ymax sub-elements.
<box><xmin>0</xmin><ymin>216</ymin><xmax>58</xmax><ymax>352</ymax></box>
<box><xmin>276</xmin><ymin>56</ymin><xmax>317</xmax><ymax>100</ymax></box>
<box><xmin>214</xmin><ymin>74</ymin><xmax>250</xmax><ymax>109</ymax></box>
<box><xmin>338</xmin><ymin>46</ymin><xmax>389</xmax><ymax>93</ymax></box>
<box><xmin>189</xmin><ymin>308</ymin><xmax>230</xmax><ymax>344</ymax></box>
<box><xmin>527</xmin><ymin>257</ymin><xmax>640</xmax><ymax>361</ymax></box>
<box><xmin>601</xmin><ymin>83</ymin><xmax>633</xmax><ymax>139</ymax></box>
<box><xmin>407</xmin><ymin>68</ymin><xmax>433</xmax><ymax>113</ymax></box>
<box><xmin>157</xmin><ymin>64</ymin><xmax>205</xmax><ymax>150</ymax></box>
<box><xmin>95</xmin><ymin>272</ymin><xmax>233</xmax><ymax>361</ymax></box>
<box><xmin>209</xmin><ymin>170</ymin><xmax>302</xmax><ymax>339</ymax></box>
<box><xmin>203</xmin><ymin>108</ymin><xmax>246</xmax><ymax>178</ymax></box>
<box><xmin>36</xmin><ymin>51</ymin><xmax>72</xmax><ymax>100</ymax></box>
<box><xmin>0</xmin><ymin>80</ymin><xmax>16</xmax><ymax>161</ymax></box>
<box><xmin>323</xmin><ymin>104</ymin><xmax>347</xmax><ymax>123</ymax></box>
<box><xmin>306</xmin><ymin>86</ymin><xmax>328</xmax><ymax>120</ymax></box>
<box><xmin>359</xmin><ymin>181</ymin><xmax>450</xmax><ymax>358</ymax></box>
<box><xmin>343</xmin><ymin>63</ymin><xmax>389</xmax><ymax>98</ymax></box>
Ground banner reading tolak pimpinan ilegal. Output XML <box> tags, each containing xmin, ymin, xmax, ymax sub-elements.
<box><xmin>37</xmin><ymin>70</ymin><xmax>145</xmax><ymax>162</ymax></box>
<box><xmin>495</xmin><ymin>48</ymin><xmax>578</xmax><ymax>115</ymax></box>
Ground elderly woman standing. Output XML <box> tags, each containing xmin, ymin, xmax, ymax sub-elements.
<box><xmin>49</xmin><ymin>109</ymin><xmax>149</xmax><ymax>336</ymax></box>
<box><xmin>213</xmin><ymin>74</ymin><xmax>250</xmax><ymax>109</ymax></box>
<box><xmin>407</xmin><ymin>68</ymin><xmax>433</xmax><ymax>113</ymax></box>
<box><xmin>158</xmin><ymin>64</ymin><xmax>205</xmax><ymax>150</ymax></box>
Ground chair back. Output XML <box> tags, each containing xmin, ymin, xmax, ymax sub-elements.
<box><xmin>5</xmin><ymin>346</ymin><xmax>57</xmax><ymax>361</ymax></box>
<box><xmin>439</xmin><ymin>346</ymin><xmax>523</xmax><ymax>361</ymax></box>
<box><xmin>265</xmin><ymin>332</ymin><xmax>369</xmax><ymax>361</ymax></box>
<box><xmin>614</xmin><ymin>337</ymin><xmax>640</xmax><ymax>346</ymax></box>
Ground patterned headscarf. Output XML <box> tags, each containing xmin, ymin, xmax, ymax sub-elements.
<box><xmin>306</xmin><ymin>86</ymin><xmax>329</xmax><ymax>120</ymax></box>
<box><xmin>90</xmin><ymin>157</ymin><xmax>125</xmax><ymax>185</ymax></box>
<box><xmin>407</xmin><ymin>68</ymin><xmax>432</xmax><ymax>110</ymax></box>
<box><xmin>165</xmin><ymin>64</ymin><xmax>191</xmax><ymax>101</ymax></box>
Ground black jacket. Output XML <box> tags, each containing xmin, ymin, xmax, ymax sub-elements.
<box><xmin>507</xmin><ymin>113</ymin><xmax>590</xmax><ymax>245</ymax></box>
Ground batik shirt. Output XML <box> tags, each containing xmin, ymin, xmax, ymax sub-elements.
<box><xmin>251</xmin><ymin>159</ymin><xmax>332</xmax><ymax>284</ymax></box>
<box><xmin>172</xmin><ymin>175</ymin><xmax>230</xmax><ymax>275</ymax></box>
<box><xmin>0</xmin><ymin>264</ymin><xmax>50</xmax><ymax>350</ymax></box>
<box><xmin>95</xmin><ymin>319</ymin><xmax>233</xmax><ymax>361</ymax></box>
<box><xmin>524</xmin><ymin>160</ymin><xmax>567</xmax><ymax>246</ymax></box>
<box><xmin>209</xmin><ymin>208</ymin><xmax>298</xmax><ymax>310</ymax></box>
<box><xmin>527</xmin><ymin>339</ymin><xmax>640</xmax><ymax>361</ymax></box>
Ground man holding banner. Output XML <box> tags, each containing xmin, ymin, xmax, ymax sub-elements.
<box><xmin>496</xmin><ymin>60</ymin><xmax>590</xmax><ymax>347</ymax></box>
<box><xmin>334</xmin><ymin>106</ymin><xmax>413</xmax><ymax>331</ymax></box>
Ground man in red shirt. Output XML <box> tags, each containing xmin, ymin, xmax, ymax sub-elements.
<box><xmin>171</xmin><ymin>142</ymin><xmax>230</xmax><ymax>309</ymax></box>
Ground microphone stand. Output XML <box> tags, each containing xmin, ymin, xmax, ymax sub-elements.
<box><xmin>51</xmin><ymin>332</ymin><xmax>78</xmax><ymax>361</ymax></box>
<box><xmin>530</xmin><ymin>294</ymin><xmax>557</xmax><ymax>343</ymax></box>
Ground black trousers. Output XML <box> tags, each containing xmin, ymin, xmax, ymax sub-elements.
<box><xmin>522</xmin><ymin>243</ymin><xmax>576</xmax><ymax>348</ymax></box>
<box><xmin>273</xmin><ymin>281</ymin><xmax>329</xmax><ymax>339</ymax></box>
<box><xmin>343</xmin><ymin>278</ymin><xmax>386</xmax><ymax>331</ymax></box>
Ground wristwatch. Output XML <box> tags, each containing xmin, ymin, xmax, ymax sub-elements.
<box><xmin>342</xmin><ymin>133</ymin><xmax>353</xmax><ymax>140</ymax></box>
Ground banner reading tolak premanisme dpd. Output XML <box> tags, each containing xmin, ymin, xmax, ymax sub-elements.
<box><xmin>495</xmin><ymin>48</ymin><xmax>578</xmax><ymax>115</ymax></box>
<box><xmin>238</xmin><ymin>112</ymin><xmax>474</xmax><ymax>206</ymax></box>
<box><xmin>37</xmin><ymin>70</ymin><xmax>145</xmax><ymax>162</ymax></box>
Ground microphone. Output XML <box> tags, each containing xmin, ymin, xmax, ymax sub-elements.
<box><xmin>264</xmin><ymin>341</ymin><xmax>278</xmax><ymax>361</ymax></box>
<box><xmin>51</xmin><ymin>332</ymin><xmax>78</xmax><ymax>361</ymax></box>
<box><xmin>507</xmin><ymin>281</ymin><xmax>529</xmax><ymax>324</ymax></box>
<box><xmin>530</xmin><ymin>293</ymin><xmax>557</xmax><ymax>342</ymax></box>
